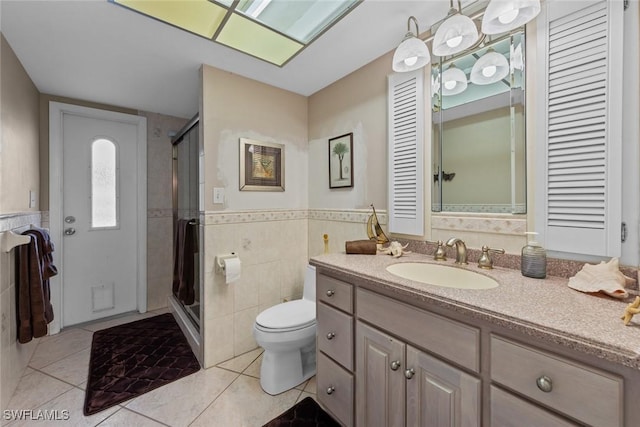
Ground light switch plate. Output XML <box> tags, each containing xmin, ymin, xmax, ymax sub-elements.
<box><xmin>29</xmin><ymin>190</ymin><xmax>37</xmax><ymax>208</ymax></box>
<box><xmin>213</xmin><ymin>187</ymin><xmax>225</xmax><ymax>204</ymax></box>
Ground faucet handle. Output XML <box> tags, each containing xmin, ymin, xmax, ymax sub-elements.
<box><xmin>478</xmin><ymin>245</ymin><xmax>505</xmax><ymax>270</ymax></box>
<box><xmin>427</xmin><ymin>240</ymin><xmax>447</xmax><ymax>261</ymax></box>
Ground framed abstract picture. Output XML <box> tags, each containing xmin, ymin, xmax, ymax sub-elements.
<box><xmin>239</xmin><ymin>138</ymin><xmax>284</xmax><ymax>191</ymax></box>
<box><xmin>329</xmin><ymin>133</ymin><xmax>353</xmax><ymax>189</ymax></box>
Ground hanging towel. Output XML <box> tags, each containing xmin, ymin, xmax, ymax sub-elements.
<box><xmin>17</xmin><ymin>227</ymin><xmax>57</xmax><ymax>343</ymax></box>
<box><xmin>172</xmin><ymin>219</ymin><xmax>198</xmax><ymax>305</ymax></box>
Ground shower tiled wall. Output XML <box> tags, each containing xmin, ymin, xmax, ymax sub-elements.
<box><xmin>140</xmin><ymin>111</ymin><xmax>189</xmax><ymax>311</ymax></box>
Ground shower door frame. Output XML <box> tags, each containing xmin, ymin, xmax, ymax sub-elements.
<box><xmin>171</xmin><ymin>114</ymin><xmax>201</xmax><ymax>330</ymax></box>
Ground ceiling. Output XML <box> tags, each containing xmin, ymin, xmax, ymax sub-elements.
<box><xmin>1</xmin><ymin>0</ymin><xmax>462</xmax><ymax>119</ymax></box>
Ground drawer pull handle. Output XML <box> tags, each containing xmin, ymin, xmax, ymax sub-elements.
<box><xmin>390</xmin><ymin>360</ymin><xmax>401</xmax><ymax>371</ymax></box>
<box><xmin>326</xmin><ymin>386</ymin><xmax>335</xmax><ymax>395</ymax></box>
<box><xmin>404</xmin><ymin>368</ymin><xmax>415</xmax><ymax>379</ymax></box>
<box><xmin>536</xmin><ymin>376</ymin><xmax>553</xmax><ymax>393</ymax></box>
<box><xmin>326</xmin><ymin>290</ymin><xmax>335</xmax><ymax>297</ymax></box>
<box><xmin>326</xmin><ymin>332</ymin><xmax>336</xmax><ymax>340</ymax></box>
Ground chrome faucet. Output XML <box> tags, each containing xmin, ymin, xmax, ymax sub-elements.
<box><xmin>446</xmin><ymin>237</ymin><xmax>468</xmax><ymax>265</ymax></box>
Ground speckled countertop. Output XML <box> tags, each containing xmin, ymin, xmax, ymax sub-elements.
<box><xmin>310</xmin><ymin>252</ymin><xmax>640</xmax><ymax>371</ymax></box>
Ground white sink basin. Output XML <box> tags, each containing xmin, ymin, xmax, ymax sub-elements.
<box><xmin>386</xmin><ymin>263</ymin><xmax>499</xmax><ymax>290</ymax></box>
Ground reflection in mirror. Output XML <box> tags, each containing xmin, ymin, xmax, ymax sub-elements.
<box><xmin>432</xmin><ymin>29</ymin><xmax>526</xmax><ymax>214</ymax></box>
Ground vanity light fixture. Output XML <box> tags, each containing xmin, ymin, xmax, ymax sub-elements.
<box><xmin>441</xmin><ymin>63</ymin><xmax>468</xmax><ymax>96</ymax></box>
<box><xmin>392</xmin><ymin>16</ymin><xmax>431</xmax><ymax>72</ymax></box>
<box><xmin>470</xmin><ymin>48</ymin><xmax>509</xmax><ymax>85</ymax></box>
<box><xmin>481</xmin><ymin>0</ymin><xmax>541</xmax><ymax>34</ymax></box>
<box><xmin>432</xmin><ymin>0</ymin><xmax>479</xmax><ymax>57</ymax></box>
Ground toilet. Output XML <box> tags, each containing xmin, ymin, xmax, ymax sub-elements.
<box><xmin>253</xmin><ymin>265</ymin><xmax>317</xmax><ymax>395</ymax></box>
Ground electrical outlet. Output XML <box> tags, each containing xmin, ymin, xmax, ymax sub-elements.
<box><xmin>29</xmin><ymin>190</ymin><xmax>37</xmax><ymax>208</ymax></box>
<box><xmin>213</xmin><ymin>187</ymin><xmax>225</xmax><ymax>204</ymax></box>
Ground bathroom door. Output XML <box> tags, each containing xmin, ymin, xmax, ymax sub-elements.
<box><xmin>53</xmin><ymin>104</ymin><xmax>146</xmax><ymax>327</ymax></box>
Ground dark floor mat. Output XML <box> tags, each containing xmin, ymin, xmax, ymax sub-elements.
<box><xmin>83</xmin><ymin>313</ymin><xmax>200</xmax><ymax>415</ymax></box>
<box><xmin>263</xmin><ymin>397</ymin><xmax>341</xmax><ymax>427</ymax></box>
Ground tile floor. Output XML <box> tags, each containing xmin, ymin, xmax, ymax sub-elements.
<box><xmin>4</xmin><ymin>309</ymin><xmax>317</xmax><ymax>426</ymax></box>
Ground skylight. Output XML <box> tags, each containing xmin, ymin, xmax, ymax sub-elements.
<box><xmin>111</xmin><ymin>0</ymin><xmax>360</xmax><ymax>67</ymax></box>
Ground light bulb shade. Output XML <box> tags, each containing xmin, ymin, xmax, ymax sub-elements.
<box><xmin>433</xmin><ymin>13</ymin><xmax>479</xmax><ymax>57</ymax></box>
<box><xmin>510</xmin><ymin>42</ymin><xmax>524</xmax><ymax>73</ymax></box>
<box><xmin>441</xmin><ymin>65</ymin><xmax>467</xmax><ymax>96</ymax></box>
<box><xmin>392</xmin><ymin>34</ymin><xmax>431</xmax><ymax>72</ymax></box>
<box><xmin>482</xmin><ymin>0</ymin><xmax>541</xmax><ymax>35</ymax></box>
<box><xmin>470</xmin><ymin>50</ymin><xmax>509</xmax><ymax>85</ymax></box>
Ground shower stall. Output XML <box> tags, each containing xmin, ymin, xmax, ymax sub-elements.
<box><xmin>169</xmin><ymin>115</ymin><xmax>202</xmax><ymax>360</ymax></box>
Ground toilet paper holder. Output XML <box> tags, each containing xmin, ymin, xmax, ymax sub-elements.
<box><xmin>215</xmin><ymin>253</ymin><xmax>239</xmax><ymax>274</ymax></box>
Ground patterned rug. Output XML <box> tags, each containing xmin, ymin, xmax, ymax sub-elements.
<box><xmin>83</xmin><ymin>313</ymin><xmax>201</xmax><ymax>415</ymax></box>
<box><xmin>263</xmin><ymin>397</ymin><xmax>340</xmax><ymax>427</ymax></box>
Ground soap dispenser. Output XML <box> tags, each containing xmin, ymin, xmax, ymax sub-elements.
<box><xmin>521</xmin><ymin>232</ymin><xmax>546</xmax><ymax>279</ymax></box>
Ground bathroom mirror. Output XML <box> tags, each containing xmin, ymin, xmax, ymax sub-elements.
<box><xmin>431</xmin><ymin>29</ymin><xmax>526</xmax><ymax>214</ymax></box>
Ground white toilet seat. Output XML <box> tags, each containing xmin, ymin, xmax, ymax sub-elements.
<box><xmin>255</xmin><ymin>300</ymin><xmax>315</xmax><ymax>332</ymax></box>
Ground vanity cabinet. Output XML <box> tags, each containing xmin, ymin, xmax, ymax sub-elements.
<box><xmin>315</xmin><ymin>268</ymin><xmax>632</xmax><ymax>427</ymax></box>
<box><xmin>490</xmin><ymin>335</ymin><xmax>623</xmax><ymax>427</ymax></box>
<box><xmin>316</xmin><ymin>273</ymin><xmax>355</xmax><ymax>427</ymax></box>
<box><xmin>356</xmin><ymin>289</ymin><xmax>480</xmax><ymax>427</ymax></box>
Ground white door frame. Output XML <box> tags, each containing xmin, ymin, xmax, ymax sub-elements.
<box><xmin>49</xmin><ymin>101</ymin><xmax>147</xmax><ymax>333</ymax></box>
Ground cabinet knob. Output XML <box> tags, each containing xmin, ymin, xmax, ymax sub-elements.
<box><xmin>536</xmin><ymin>375</ymin><xmax>553</xmax><ymax>393</ymax></box>
<box><xmin>404</xmin><ymin>368</ymin><xmax>415</xmax><ymax>379</ymax></box>
<box><xmin>390</xmin><ymin>360</ymin><xmax>401</xmax><ymax>371</ymax></box>
<box><xmin>326</xmin><ymin>386</ymin><xmax>335</xmax><ymax>395</ymax></box>
<box><xmin>326</xmin><ymin>332</ymin><xmax>336</xmax><ymax>340</ymax></box>
<box><xmin>326</xmin><ymin>290</ymin><xmax>335</xmax><ymax>297</ymax></box>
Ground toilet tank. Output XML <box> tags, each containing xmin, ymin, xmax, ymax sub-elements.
<box><xmin>302</xmin><ymin>265</ymin><xmax>316</xmax><ymax>302</ymax></box>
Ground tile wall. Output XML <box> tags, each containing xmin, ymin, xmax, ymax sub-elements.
<box><xmin>200</xmin><ymin>208</ymin><xmax>386</xmax><ymax>368</ymax></box>
<box><xmin>0</xmin><ymin>213</ymin><xmax>42</xmax><ymax>411</ymax></box>
<box><xmin>140</xmin><ymin>111</ymin><xmax>189</xmax><ymax>311</ymax></box>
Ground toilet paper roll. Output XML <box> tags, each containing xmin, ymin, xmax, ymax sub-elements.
<box><xmin>224</xmin><ymin>257</ymin><xmax>241</xmax><ymax>284</ymax></box>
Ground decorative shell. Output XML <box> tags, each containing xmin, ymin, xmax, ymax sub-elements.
<box><xmin>568</xmin><ymin>258</ymin><xmax>635</xmax><ymax>299</ymax></box>
<box><xmin>378</xmin><ymin>241</ymin><xmax>411</xmax><ymax>258</ymax></box>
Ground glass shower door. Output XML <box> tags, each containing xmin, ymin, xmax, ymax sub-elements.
<box><xmin>172</xmin><ymin>116</ymin><xmax>200</xmax><ymax>328</ymax></box>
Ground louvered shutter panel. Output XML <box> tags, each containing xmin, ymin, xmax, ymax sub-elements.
<box><xmin>388</xmin><ymin>70</ymin><xmax>425</xmax><ymax>236</ymax></box>
<box><xmin>538</xmin><ymin>0</ymin><xmax>623</xmax><ymax>256</ymax></box>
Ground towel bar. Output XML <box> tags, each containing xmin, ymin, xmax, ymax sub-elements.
<box><xmin>1</xmin><ymin>231</ymin><xmax>31</xmax><ymax>253</ymax></box>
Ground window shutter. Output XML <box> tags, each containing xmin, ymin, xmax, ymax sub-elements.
<box><xmin>537</xmin><ymin>0</ymin><xmax>623</xmax><ymax>256</ymax></box>
<box><xmin>388</xmin><ymin>70</ymin><xmax>425</xmax><ymax>236</ymax></box>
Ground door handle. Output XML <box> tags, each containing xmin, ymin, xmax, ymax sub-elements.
<box><xmin>64</xmin><ymin>228</ymin><xmax>76</xmax><ymax>236</ymax></box>
<box><xmin>64</xmin><ymin>216</ymin><xmax>76</xmax><ymax>224</ymax></box>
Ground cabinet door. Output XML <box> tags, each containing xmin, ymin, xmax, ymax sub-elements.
<box><xmin>406</xmin><ymin>346</ymin><xmax>480</xmax><ymax>427</ymax></box>
<box><xmin>356</xmin><ymin>322</ymin><xmax>405</xmax><ymax>427</ymax></box>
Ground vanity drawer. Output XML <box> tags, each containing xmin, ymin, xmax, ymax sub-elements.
<box><xmin>317</xmin><ymin>302</ymin><xmax>354</xmax><ymax>370</ymax></box>
<box><xmin>357</xmin><ymin>288</ymin><xmax>480</xmax><ymax>372</ymax></box>
<box><xmin>490</xmin><ymin>335</ymin><xmax>623</xmax><ymax>427</ymax></box>
<box><xmin>491</xmin><ymin>386</ymin><xmax>579</xmax><ymax>427</ymax></box>
<box><xmin>317</xmin><ymin>274</ymin><xmax>353</xmax><ymax>313</ymax></box>
<box><xmin>317</xmin><ymin>351</ymin><xmax>354</xmax><ymax>427</ymax></box>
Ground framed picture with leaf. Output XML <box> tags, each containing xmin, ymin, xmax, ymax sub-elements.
<box><xmin>328</xmin><ymin>133</ymin><xmax>353</xmax><ymax>189</ymax></box>
<box><xmin>240</xmin><ymin>138</ymin><xmax>284</xmax><ymax>191</ymax></box>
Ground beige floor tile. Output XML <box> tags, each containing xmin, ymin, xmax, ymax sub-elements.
<box><xmin>125</xmin><ymin>367</ymin><xmax>238</xmax><ymax>427</ymax></box>
<box><xmin>98</xmin><ymin>408</ymin><xmax>166</xmax><ymax>427</ymax></box>
<box><xmin>40</xmin><ymin>348</ymin><xmax>90</xmax><ymax>386</ymax></box>
<box><xmin>80</xmin><ymin>311</ymin><xmax>163</xmax><ymax>333</ymax></box>
<box><xmin>243</xmin><ymin>353</ymin><xmax>262</xmax><ymax>378</ymax></box>
<box><xmin>6</xmin><ymin>372</ymin><xmax>73</xmax><ymax>411</ymax></box>
<box><xmin>29</xmin><ymin>329</ymin><xmax>93</xmax><ymax>369</ymax></box>
<box><xmin>189</xmin><ymin>375</ymin><xmax>300</xmax><ymax>427</ymax></box>
<box><xmin>7</xmin><ymin>387</ymin><xmax>118</xmax><ymax>427</ymax></box>
<box><xmin>217</xmin><ymin>348</ymin><xmax>263</xmax><ymax>373</ymax></box>
<box><xmin>304</xmin><ymin>376</ymin><xmax>316</xmax><ymax>394</ymax></box>
<box><xmin>297</xmin><ymin>391</ymin><xmax>316</xmax><ymax>403</ymax></box>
